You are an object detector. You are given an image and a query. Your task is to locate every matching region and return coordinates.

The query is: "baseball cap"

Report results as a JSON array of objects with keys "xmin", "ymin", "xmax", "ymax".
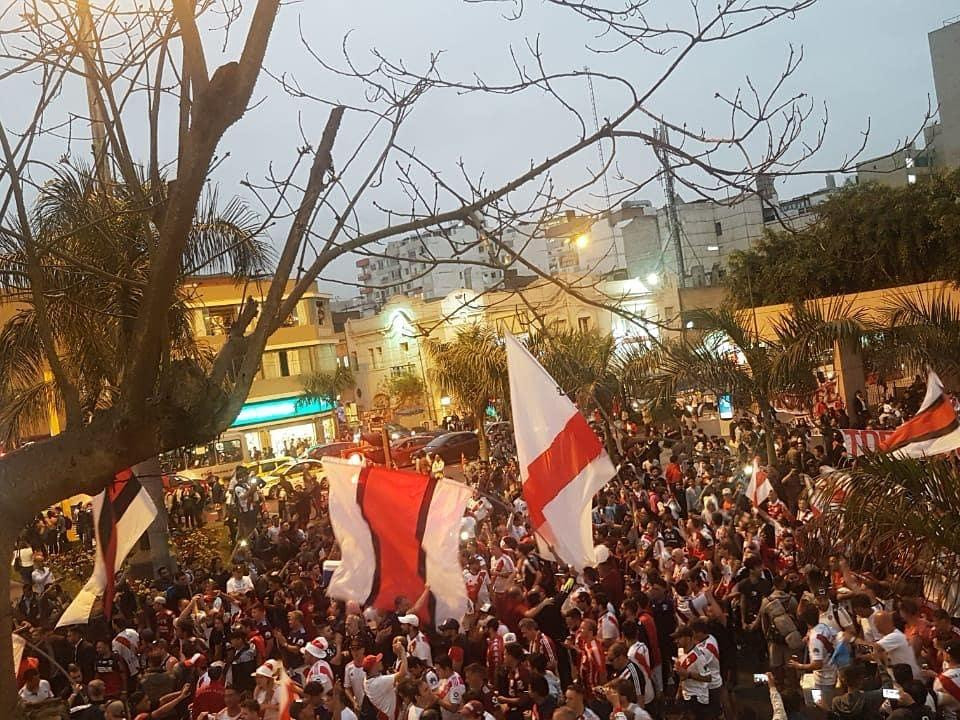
[
  {"xmin": 362, "ymin": 653, "xmax": 383, "ymax": 672},
  {"xmin": 461, "ymin": 701, "xmax": 485, "ymax": 718},
  {"xmin": 438, "ymin": 618, "xmax": 459, "ymax": 632},
  {"xmin": 398, "ymin": 614, "xmax": 420, "ymax": 627}
]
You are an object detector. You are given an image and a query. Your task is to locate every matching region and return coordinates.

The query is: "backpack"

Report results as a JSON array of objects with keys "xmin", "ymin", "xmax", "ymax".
[{"xmin": 763, "ymin": 596, "xmax": 804, "ymax": 651}]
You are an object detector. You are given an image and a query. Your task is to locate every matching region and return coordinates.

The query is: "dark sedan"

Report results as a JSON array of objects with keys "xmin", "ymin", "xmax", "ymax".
[{"xmin": 410, "ymin": 431, "xmax": 480, "ymax": 465}]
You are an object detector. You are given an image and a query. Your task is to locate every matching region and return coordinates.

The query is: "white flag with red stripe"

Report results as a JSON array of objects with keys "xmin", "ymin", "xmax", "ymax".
[
  {"xmin": 879, "ymin": 370, "xmax": 960, "ymax": 458},
  {"xmin": 324, "ymin": 458, "xmax": 472, "ymax": 624},
  {"xmin": 504, "ymin": 332, "xmax": 615, "ymax": 570},
  {"xmin": 745, "ymin": 457, "xmax": 771, "ymax": 507}
]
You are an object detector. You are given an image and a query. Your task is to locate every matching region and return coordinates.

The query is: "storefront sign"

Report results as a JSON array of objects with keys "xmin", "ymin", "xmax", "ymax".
[{"xmin": 230, "ymin": 395, "xmax": 334, "ymax": 428}]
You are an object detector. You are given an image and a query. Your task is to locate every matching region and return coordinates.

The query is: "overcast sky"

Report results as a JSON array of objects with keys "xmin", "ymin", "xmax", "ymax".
[
  {"xmin": 7, "ymin": 1, "xmax": 959, "ymax": 296},
  {"xmin": 234, "ymin": 0, "xmax": 955, "ymax": 295}
]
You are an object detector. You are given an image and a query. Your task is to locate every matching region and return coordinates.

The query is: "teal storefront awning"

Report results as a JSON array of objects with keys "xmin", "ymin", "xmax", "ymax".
[{"xmin": 230, "ymin": 395, "xmax": 334, "ymax": 429}]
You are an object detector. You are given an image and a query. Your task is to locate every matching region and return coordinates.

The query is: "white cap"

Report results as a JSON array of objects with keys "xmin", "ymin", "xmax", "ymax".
[
  {"xmin": 502, "ymin": 632, "xmax": 517, "ymax": 644},
  {"xmin": 398, "ymin": 614, "xmax": 420, "ymax": 627},
  {"xmin": 301, "ymin": 637, "xmax": 329, "ymax": 659},
  {"xmin": 252, "ymin": 659, "xmax": 280, "ymax": 678}
]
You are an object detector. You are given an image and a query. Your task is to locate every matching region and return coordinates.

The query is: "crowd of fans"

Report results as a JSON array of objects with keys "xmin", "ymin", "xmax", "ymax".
[{"xmin": 9, "ymin": 397, "xmax": 960, "ymax": 720}]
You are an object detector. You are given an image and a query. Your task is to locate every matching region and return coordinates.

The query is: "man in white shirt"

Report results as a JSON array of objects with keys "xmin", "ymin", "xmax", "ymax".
[
  {"xmin": 364, "ymin": 640, "xmax": 408, "ymax": 720},
  {"xmin": 19, "ymin": 668, "xmax": 53, "ymax": 705},
  {"xmin": 935, "ymin": 641, "xmax": 960, "ymax": 720},
  {"xmin": 673, "ymin": 622, "xmax": 720, "ymax": 717},
  {"xmin": 873, "ymin": 611, "xmax": 921, "ymax": 680},
  {"xmin": 226, "ymin": 566, "xmax": 254, "ymax": 597},
  {"xmin": 490, "ymin": 542, "xmax": 516, "ymax": 598},
  {"xmin": 434, "ymin": 655, "xmax": 464, "ymax": 720},
  {"xmin": 399, "ymin": 614, "xmax": 432, "ymax": 667},
  {"xmin": 788, "ymin": 605, "xmax": 838, "ymax": 709}
]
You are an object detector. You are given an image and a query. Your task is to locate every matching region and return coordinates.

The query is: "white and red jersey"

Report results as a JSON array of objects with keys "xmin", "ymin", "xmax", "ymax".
[
  {"xmin": 675, "ymin": 593, "xmax": 708, "ymax": 625},
  {"xmin": 695, "ymin": 635, "xmax": 722, "ymax": 689},
  {"xmin": 491, "ymin": 553, "xmax": 515, "ymax": 594},
  {"xmin": 528, "ymin": 632, "xmax": 558, "ymax": 670},
  {"xmin": 599, "ymin": 610, "xmax": 620, "ymax": 644},
  {"xmin": 627, "ymin": 641, "xmax": 655, "ymax": 705},
  {"xmin": 436, "ymin": 671, "xmax": 465, "ymax": 720},
  {"xmin": 464, "ymin": 568, "xmax": 491, "ymax": 606},
  {"xmin": 677, "ymin": 646, "xmax": 709, "ymax": 704},
  {"xmin": 936, "ymin": 667, "xmax": 960, "ymax": 720},
  {"xmin": 306, "ymin": 658, "xmax": 334, "ymax": 686},
  {"xmin": 408, "ymin": 632, "xmax": 433, "ymax": 666}
]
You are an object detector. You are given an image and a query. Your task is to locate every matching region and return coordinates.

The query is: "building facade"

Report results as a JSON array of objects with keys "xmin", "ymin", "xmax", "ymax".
[
  {"xmin": 343, "ymin": 276, "xmax": 660, "ymax": 427},
  {"xmin": 185, "ymin": 276, "xmax": 340, "ymax": 460}
]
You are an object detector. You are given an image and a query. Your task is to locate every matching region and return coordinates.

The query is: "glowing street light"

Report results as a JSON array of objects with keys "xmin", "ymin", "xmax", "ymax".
[
  {"xmin": 743, "ymin": 464, "xmax": 754, "ymax": 476},
  {"xmin": 574, "ymin": 234, "xmax": 589, "ymax": 249},
  {"xmin": 645, "ymin": 272, "xmax": 659, "ymax": 287}
]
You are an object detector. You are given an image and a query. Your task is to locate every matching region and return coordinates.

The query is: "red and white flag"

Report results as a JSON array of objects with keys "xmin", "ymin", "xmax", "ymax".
[
  {"xmin": 745, "ymin": 457, "xmax": 772, "ymax": 507},
  {"xmin": 504, "ymin": 332, "xmax": 615, "ymax": 570},
  {"xmin": 324, "ymin": 458, "xmax": 472, "ymax": 624},
  {"xmin": 278, "ymin": 662, "xmax": 299, "ymax": 720},
  {"xmin": 57, "ymin": 469, "xmax": 157, "ymax": 627},
  {"xmin": 879, "ymin": 370, "xmax": 960, "ymax": 458}
]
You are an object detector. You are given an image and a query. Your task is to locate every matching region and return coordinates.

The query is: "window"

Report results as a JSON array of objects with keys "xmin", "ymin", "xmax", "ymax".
[
  {"xmin": 400, "ymin": 341, "xmax": 410, "ymax": 353},
  {"xmin": 350, "ymin": 352, "xmax": 359, "ymax": 370},
  {"xmin": 203, "ymin": 306, "xmax": 239, "ymax": 336},
  {"xmin": 578, "ymin": 316, "xmax": 590, "ymax": 332},
  {"xmin": 279, "ymin": 308, "xmax": 300, "ymax": 328},
  {"xmin": 714, "ymin": 221, "xmax": 723, "ymax": 236},
  {"xmin": 276, "ymin": 350, "xmax": 300, "ymax": 377},
  {"xmin": 390, "ymin": 363, "xmax": 416, "ymax": 377},
  {"xmin": 368, "ymin": 348, "xmax": 376, "ymax": 366}
]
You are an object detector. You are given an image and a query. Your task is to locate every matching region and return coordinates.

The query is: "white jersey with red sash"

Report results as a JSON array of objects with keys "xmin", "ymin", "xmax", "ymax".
[
  {"xmin": 627, "ymin": 641, "xmax": 655, "ymax": 704},
  {"xmin": 695, "ymin": 635, "xmax": 722, "ymax": 689},
  {"xmin": 464, "ymin": 568, "xmax": 491, "ymax": 606},
  {"xmin": 599, "ymin": 610, "xmax": 620, "ymax": 643},
  {"xmin": 935, "ymin": 666, "xmax": 960, "ymax": 720}
]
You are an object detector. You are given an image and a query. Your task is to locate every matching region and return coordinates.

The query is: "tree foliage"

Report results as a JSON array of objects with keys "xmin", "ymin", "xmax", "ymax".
[
  {"xmin": 300, "ymin": 365, "xmax": 354, "ymax": 407},
  {"xmin": 381, "ymin": 371, "xmax": 425, "ymax": 412},
  {"xmin": 807, "ymin": 455, "xmax": 960, "ymax": 611},
  {"xmin": 424, "ymin": 326, "xmax": 507, "ymax": 460},
  {"xmin": 0, "ymin": 168, "xmax": 271, "ymax": 443},
  {"xmin": 726, "ymin": 170, "xmax": 960, "ymax": 306}
]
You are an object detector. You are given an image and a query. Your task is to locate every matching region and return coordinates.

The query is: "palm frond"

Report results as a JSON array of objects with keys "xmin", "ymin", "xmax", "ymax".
[
  {"xmin": 183, "ymin": 190, "xmax": 273, "ymax": 279},
  {"xmin": 807, "ymin": 455, "xmax": 960, "ymax": 602}
]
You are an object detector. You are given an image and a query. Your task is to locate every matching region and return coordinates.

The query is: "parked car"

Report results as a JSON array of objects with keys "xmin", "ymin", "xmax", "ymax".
[
  {"xmin": 239, "ymin": 456, "xmax": 294, "ymax": 481},
  {"xmin": 260, "ymin": 458, "xmax": 325, "ymax": 497},
  {"xmin": 391, "ymin": 435, "xmax": 437, "ymax": 467},
  {"xmin": 410, "ymin": 431, "xmax": 480, "ymax": 465},
  {"xmin": 304, "ymin": 442, "xmax": 358, "ymax": 460}
]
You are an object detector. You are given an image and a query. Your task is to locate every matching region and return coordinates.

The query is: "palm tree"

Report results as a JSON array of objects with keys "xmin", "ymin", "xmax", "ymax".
[
  {"xmin": 299, "ymin": 365, "xmax": 354, "ymax": 439},
  {"xmin": 808, "ymin": 455, "xmax": 960, "ymax": 611},
  {"xmin": 636, "ymin": 301, "xmax": 869, "ymax": 461},
  {"xmin": 0, "ymin": 166, "xmax": 272, "ymax": 442},
  {"xmin": 524, "ymin": 326, "xmax": 640, "ymax": 457},
  {"xmin": 423, "ymin": 325, "xmax": 507, "ymax": 461},
  {"xmin": 877, "ymin": 289, "xmax": 960, "ymax": 383}
]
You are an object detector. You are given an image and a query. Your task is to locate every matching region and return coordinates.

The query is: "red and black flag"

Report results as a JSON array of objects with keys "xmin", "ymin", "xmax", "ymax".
[
  {"xmin": 879, "ymin": 370, "xmax": 960, "ymax": 458},
  {"xmin": 57, "ymin": 469, "xmax": 157, "ymax": 627}
]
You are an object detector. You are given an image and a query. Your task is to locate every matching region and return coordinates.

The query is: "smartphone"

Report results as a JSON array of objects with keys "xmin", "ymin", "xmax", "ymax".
[
  {"xmin": 811, "ymin": 689, "xmax": 822, "ymax": 704},
  {"xmin": 753, "ymin": 673, "xmax": 768, "ymax": 684},
  {"xmin": 883, "ymin": 688, "xmax": 899, "ymax": 700}
]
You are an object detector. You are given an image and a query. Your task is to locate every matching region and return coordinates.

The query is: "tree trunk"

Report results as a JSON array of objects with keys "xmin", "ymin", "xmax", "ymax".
[
  {"xmin": 476, "ymin": 406, "xmax": 489, "ymax": 462},
  {"xmin": 127, "ymin": 457, "xmax": 176, "ymax": 579},
  {"xmin": 0, "ymin": 530, "xmax": 17, "ymax": 718}
]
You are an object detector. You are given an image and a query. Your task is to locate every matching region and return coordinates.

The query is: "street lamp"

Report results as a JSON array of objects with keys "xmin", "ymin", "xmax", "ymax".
[
  {"xmin": 440, "ymin": 396, "xmax": 451, "ymax": 407},
  {"xmin": 574, "ymin": 234, "xmax": 589, "ymax": 249},
  {"xmin": 645, "ymin": 272, "xmax": 659, "ymax": 287}
]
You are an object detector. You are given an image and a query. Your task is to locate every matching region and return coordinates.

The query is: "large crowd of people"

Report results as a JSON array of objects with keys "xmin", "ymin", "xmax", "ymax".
[{"xmin": 10, "ymin": 396, "xmax": 960, "ymax": 720}]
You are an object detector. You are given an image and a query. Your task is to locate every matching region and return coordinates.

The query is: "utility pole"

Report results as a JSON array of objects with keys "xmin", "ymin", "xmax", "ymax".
[{"xmin": 654, "ymin": 120, "xmax": 684, "ymax": 287}]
